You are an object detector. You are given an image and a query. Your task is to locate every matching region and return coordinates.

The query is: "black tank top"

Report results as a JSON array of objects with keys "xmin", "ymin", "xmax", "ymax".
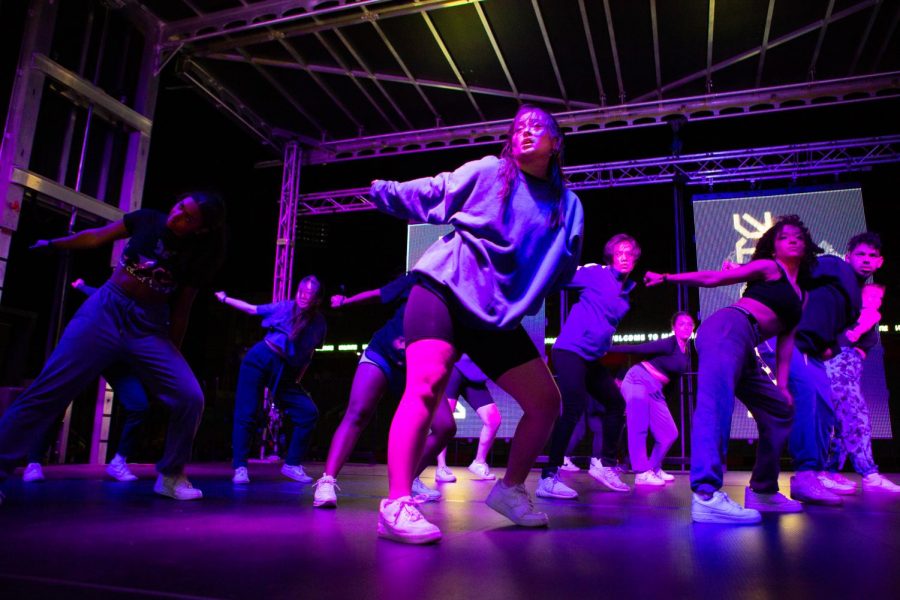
[{"xmin": 742, "ymin": 263, "xmax": 804, "ymax": 330}]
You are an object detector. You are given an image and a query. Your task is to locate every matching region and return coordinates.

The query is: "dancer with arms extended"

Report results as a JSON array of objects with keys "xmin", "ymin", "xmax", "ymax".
[
  {"xmin": 216, "ymin": 276, "xmax": 325, "ymax": 486},
  {"xmin": 646, "ymin": 214, "xmax": 818, "ymax": 523},
  {"xmin": 369, "ymin": 105, "xmax": 583, "ymax": 543},
  {"xmin": 0, "ymin": 192, "xmax": 225, "ymax": 504},
  {"xmin": 312, "ymin": 273, "xmax": 457, "ymax": 507}
]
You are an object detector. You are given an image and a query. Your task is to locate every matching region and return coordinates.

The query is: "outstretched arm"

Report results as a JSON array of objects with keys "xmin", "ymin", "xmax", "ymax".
[
  {"xmin": 215, "ymin": 291, "xmax": 259, "ymax": 315},
  {"xmin": 31, "ymin": 220, "xmax": 129, "ymax": 251},
  {"xmin": 331, "ymin": 288, "xmax": 381, "ymax": 309},
  {"xmin": 644, "ymin": 259, "xmax": 776, "ymax": 288}
]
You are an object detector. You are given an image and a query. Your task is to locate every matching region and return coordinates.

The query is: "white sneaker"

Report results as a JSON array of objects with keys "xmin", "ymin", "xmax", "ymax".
[
  {"xmin": 561, "ymin": 456, "xmax": 581, "ymax": 472},
  {"xmin": 485, "ymin": 481, "xmax": 549, "ymax": 527},
  {"xmin": 378, "ymin": 496, "xmax": 442, "ymax": 544},
  {"xmin": 412, "ymin": 477, "xmax": 442, "ymax": 502},
  {"xmin": 589, "ymin": 460, "xmax": 630, "ymax": 492},
  {"xmin": 467, "ymin": 461, "xmax": 496, "ymax": 480},
  {"xmin": 744, "ymin": 487, "xmax": 803, "ymax": 513},
  {"xmin": 536, "ymin": 472, "xmax": 578, "ymax": 499},
  {"xmin": 691, "ymin": 491, "xmax": 761, "ymax": 524},
  {"xmin": 862, "ymin": 473, "xmax": 900, "ymax": 493},
  {"xmin": 232, "ymin": 466, "xmax": 250, "ymax": 484},
  {"xmin": 313, "ymin": 475, "xmax": 339, "ymax": 508},
  {"xmin": 817, "ymin": 471, "xmax": 856, "ymax": 495},
  {"xmin": 634, "ymin": 470, "xmax": 666, "ymax": 486},
  {"xmin": 154, "ymin": 473, "xmax": 203, "ymax": 501},
  {"xmin": 281, "ymin": 464, "xmax": 313, "ymax": 483},
  {"xmin": 790, "ymin": 471, "xmax": 842, "ymax": 505},
  {"xmin": 106, "ymin": 455, "xmax": 138, "ymax": 482},
  {"xmin": 827, "ymin": 472, "xmax": 857, "ymax": 488},
  {"xmin": 655, "ymin": 469, "xmax": 675, "ymax": 482},
  {"xmin": 435, "ymin": 466, "xmax": 457, "ymax": 483},
  {"xmin": 22, "ymin": 463, "xmax": 45, "ymax": 482}
]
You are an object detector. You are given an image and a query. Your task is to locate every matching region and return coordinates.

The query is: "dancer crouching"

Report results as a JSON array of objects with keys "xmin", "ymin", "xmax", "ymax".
[
  {"xmin": 370, "ymin": 105, "xmax": 583, "ymax": 543},
  {"xmin": 646, "ymin": 214, "xmax": 819, "ymax": 523},
  {"xmin": 0, "ymin": 192, "xmax": 225, "ymax": 503},
  {"xmin": 217, "ymin": 277, "xmax": 325, "ymax": 485}
]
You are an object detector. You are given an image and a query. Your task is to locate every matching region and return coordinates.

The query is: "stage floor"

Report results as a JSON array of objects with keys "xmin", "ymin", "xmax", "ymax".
[{"xmin": 1, "ymin": 462, "xmax": 898, "ymax": 599}]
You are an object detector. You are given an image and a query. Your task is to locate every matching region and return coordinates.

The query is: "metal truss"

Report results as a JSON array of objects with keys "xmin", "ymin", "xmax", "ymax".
[
  {"xmin": 304, "ymin": 72, "xmax": 900, "ymax": 164},
  {"xmin": 295, "ymin": 135, "xmax": 900, "ymax": 215},
  {"xmin": 273, "ymin": 143, "xmax": 302, "ymax": 301}
]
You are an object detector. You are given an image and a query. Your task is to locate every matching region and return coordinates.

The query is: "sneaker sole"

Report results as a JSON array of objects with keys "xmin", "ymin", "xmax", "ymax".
[
  {"xmin": 691, "ymin": 511, "xmax": 762, "ymax": 524},
  {"xmin": 535, "ymin": 490, "xmax": 578, "ymax": 500},
  {"xmin": 862, "ymin": 486, "xmax": 900, "ymax": 493},
  {"xmin": 485, "ymin": 497, "xmax": 551, "ymax": 527},
  {"xmin": 153, "ymin": 487, "xmax": 203, "ymax": 501},
  {"xmin": 746, "ymin": 503, "xmax": 803, "ymax": 513},
  {"xmin": 789, "ymin": 492, "xmax": 843, "ymax": 506},
  {"xmin": 313, "ymin": 498, "xmax": 337, "ymax": 508},
  {"xmin": 377, "ymin": 522, "xmax": 441, "ymax": 544}
]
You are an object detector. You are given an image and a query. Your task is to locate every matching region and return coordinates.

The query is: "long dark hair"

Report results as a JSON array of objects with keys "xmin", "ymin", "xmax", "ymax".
[
  {"xmin": 289, "ymin": 275, "xmax": 323, "ymax": 341},
  {"xmin": 751, "ymin": 214, "xmax": 822, "ymax": 282},
  {"xmin": 497, "ymin": 104, "xmax": 567, "ymax": 227},
  {"xmin": 176, "ymin": 191, "xmax": 227, "ymax": 286}
]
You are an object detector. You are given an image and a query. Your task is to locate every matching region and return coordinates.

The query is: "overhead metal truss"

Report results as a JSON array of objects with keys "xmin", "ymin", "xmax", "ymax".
[
  {"xmin": 294, "ymin": 135, "xmax": 900, "ymax": 215},
  {"xmin": 303, "ymin": 73, "xmax": 899, "ymax": 164},
  {"xmin": 273, "ymin": 142, "xmax": 301, "ymax": 302}
]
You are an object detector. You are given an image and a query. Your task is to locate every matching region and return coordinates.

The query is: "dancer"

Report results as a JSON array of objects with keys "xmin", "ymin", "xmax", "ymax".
[
  {"xmin": 538, "ymin": 235, "xmax": 641, "ymax": 500},
  {"xmin": 787, "ymin": 232, "xmax": 885, "ymax": 504},
  {"xmin": 370, "ymin": 104, "xmax": 583, "ymax": 543},
  {"xmin": 313, "ymin": 273, "xmax": 457, "ymax": 507},
  {"xmin": 613, "ymin": 312, "xmax": 695, "ymax": 486},
  {"xmin": 0, "ymin": 192, "xmax": 226, "ymax": 502},
  {"xmin": 645, "ymin": 214, "xmax": 818, "ymax": 523},
  {"xmin": 822, "ymin": 283, "xmax": 898, "ymax": 493},
  {"xmin": 217, "ymin": 277, "xmax": 325, "ymax": 485},
  {"xmin": 435, "ymin": 354, "xmax": 502, "ymax": 482}
]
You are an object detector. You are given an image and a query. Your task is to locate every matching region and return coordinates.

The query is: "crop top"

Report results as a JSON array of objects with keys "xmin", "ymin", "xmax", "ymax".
[{"xmin": 742, "ymin": 262, "xmax": 804, "ymax": 330}]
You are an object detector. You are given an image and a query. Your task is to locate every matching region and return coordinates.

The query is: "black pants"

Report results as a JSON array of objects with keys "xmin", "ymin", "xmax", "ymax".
[{"xmin": 543, "ymin": 348, "xmax": 625, "ymax": 477}]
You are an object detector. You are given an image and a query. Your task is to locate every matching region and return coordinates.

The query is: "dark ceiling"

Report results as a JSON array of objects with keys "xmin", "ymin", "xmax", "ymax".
[{"xmin": 131, "ymin": 0, "xmax": 899, "ymax": 162}]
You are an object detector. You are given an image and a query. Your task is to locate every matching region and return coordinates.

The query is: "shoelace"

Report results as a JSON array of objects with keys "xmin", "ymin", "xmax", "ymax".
[
  {"xmin": 390, "ymin": 497, "xmax": 426, "ymax": 525},
  {"xmin": 316, "ymin": 478, "xmax": 341, "ymax": 493}
]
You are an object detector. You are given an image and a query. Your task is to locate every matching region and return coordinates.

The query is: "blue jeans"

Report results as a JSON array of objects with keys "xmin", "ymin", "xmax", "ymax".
[
  {"xmin": 26, "ymin": 363, "xmax": 149, "ymax": 463},
  {"xmin": 690, "ymin": 307, "xmax": 794, "ymax": 495},
  {"xmin": 232, "ymin": 342, "xmax": 319, "ymax": 469},
  {"xmin": 786, "ymin": 349, "xmax": 834, "ymax": 472},
  {"xmin": 0, "ymin": 283, "xmax": 203, "ymax": 480}
]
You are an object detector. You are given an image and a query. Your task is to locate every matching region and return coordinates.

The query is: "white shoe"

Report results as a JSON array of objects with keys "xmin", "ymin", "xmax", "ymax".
[
  {"xmin": 412, "ymin": 477, "xmax": 442, "ymax": 502},
  {"xmin": 634, "ymin": 470, "xmax": 666, "ymax": 486},
  {"xmin": 655, "ymin": 469, "xmax": 675, "ymax": 482},
  {"xmin": 232, "ymin": 466, "xmax": 250, "ymax": 484},
  {"xmin": 22, "ymin": 463, "xmax": 45, "ymax": 482},
  {"xmin": 691, "ymin": 491, "xmax": 761, "ymax": 524},
  {"xmin": 862, "ymin": 473, "xmax": 900, "ymax": 493},
  {"xmin": 467, "ymin": 461, "xmax": 496, "ymax": 480},
  {"xmin": 281, "ymin": 464, "xmax": 313, "ymax": 483},
  {"xmin": 435, "ymin": 466, "xmax": 457, "ymax": 483},
  {"xmin": 561, "ymin": 456, "xmax": 580, "ymax": 472},
  {"xmin": 154, "ymin": 473, "xmax": 203, "ymax": 501},
  {"xmin": 536, "ymin": 472, "xmax": 578, "ymax": 499},
  {"xmin": 817, "ymin": 471, "xmax": 856, "ymax": 495},
  {"xmin": 589, "ymin": 460, "xmax": 630, "ymax": 492},
  {"xmin": 744, "ymin": 487, "xmax": 803, "ymax": 513},
  {"xmin": 313, "ymin": 475, "xmax": 339, "ymax": 508},
  {"xmin": 486, "ymin": 481, "xmax": 549, "ymax": 527},
  {"xmin": 790, "ymin": 471, "xmax": 842, "ymax": 505},
  {"xmin": 378, "ymin": 496, "xmax": 442, "ymax": 544},
  {"xmin": 106, "ymin": 455, "xmax": 138, "ymax": 482}
]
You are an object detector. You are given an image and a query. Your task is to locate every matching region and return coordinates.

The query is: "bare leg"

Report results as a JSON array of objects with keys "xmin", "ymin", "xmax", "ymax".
[
  {"xmin": 436, "ymin": 397, "xmax": 457, "ymax": 469},
  {"xmin": 323, "ymin": 363, "xmax": 388, "ymax": 477},
  {"xmin": 474, "ymin": 404, "xmax": 501, "ymax": 463},
  {"xmin": 387, "ymin": 339, "xmax": 456, "ymax": 499},
  {"xmin": 494, "ymin": 358, "xmax": 561, "ymax": 486}
]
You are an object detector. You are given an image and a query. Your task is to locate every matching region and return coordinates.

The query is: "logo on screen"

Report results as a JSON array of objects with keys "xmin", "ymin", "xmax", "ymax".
[{"xmin": 732, "ymin": 211, "xmax": 773, "ymax": 263}]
